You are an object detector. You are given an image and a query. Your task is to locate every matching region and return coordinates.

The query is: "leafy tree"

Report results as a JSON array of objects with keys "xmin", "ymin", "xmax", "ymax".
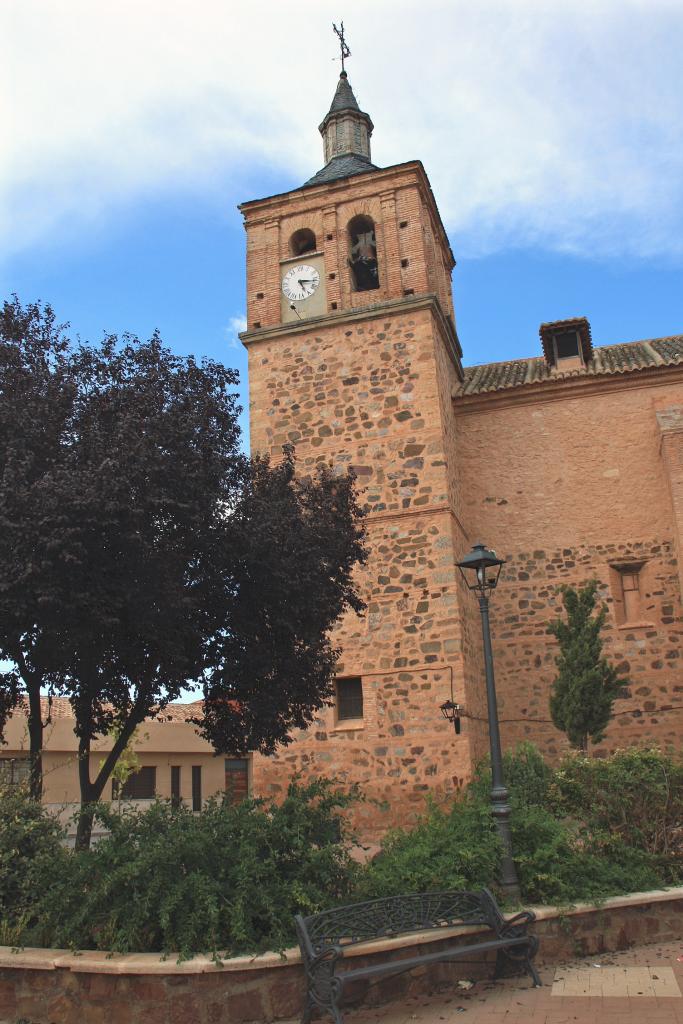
[
  {"xmin": 0, "ymin": 297, "xmax": 366, "ymax": 847},
  {"xmin": 102, "ymin": 726, "xmax": 148, "ymax": 811},
  {"xmin": 547, "ymin": 580, "xmax": 625, "ymax": 751}
]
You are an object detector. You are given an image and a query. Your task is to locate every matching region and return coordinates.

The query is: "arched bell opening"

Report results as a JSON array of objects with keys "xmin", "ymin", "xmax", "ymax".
[
  {"xmin": 290, "ymin": 228, "xmax": 317, "ymax": 256},
  {"xmin": 347, "ymin": 215, "xmax": 379, "ymax": 292}
]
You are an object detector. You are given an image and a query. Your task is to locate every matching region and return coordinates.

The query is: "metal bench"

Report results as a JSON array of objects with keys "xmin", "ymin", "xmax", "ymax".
[{"xmin": 295, "ymin": 888, "xmax": 540, "ymax": 1023}]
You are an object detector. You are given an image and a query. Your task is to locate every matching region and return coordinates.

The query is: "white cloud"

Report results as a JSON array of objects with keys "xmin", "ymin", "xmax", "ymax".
[
  {"xmin": 3, "ymin": 0, "xmax": 683, "ymax": 259},
  {"xmin": 225, "ymin": 314, "xmax": 247, "ymax": 349}
]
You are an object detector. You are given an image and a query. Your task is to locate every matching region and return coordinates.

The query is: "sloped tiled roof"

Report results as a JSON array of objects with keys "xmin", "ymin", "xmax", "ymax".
[
  {"xmin": 17, "ymin": 697, "xmax": 204, "ymax": 723},
  {"xmin": 457, "ymin": 335, "xmax": 683, "ymax": 397}
]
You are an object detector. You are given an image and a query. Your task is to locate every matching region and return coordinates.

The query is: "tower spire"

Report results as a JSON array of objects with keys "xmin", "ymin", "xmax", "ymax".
[{"xmin": 303, "ymin": 33, "xmax": 378, "ymax": 188}]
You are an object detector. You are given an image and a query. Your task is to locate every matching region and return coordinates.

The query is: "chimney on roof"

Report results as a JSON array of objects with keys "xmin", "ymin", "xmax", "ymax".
[{"xmin": 540, "ymin": 317, "xmax": 593, "ymax": 371}]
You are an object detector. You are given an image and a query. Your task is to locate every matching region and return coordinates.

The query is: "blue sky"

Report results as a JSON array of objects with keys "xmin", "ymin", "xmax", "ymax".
[{"xmin": 3, "ymin": 0, "xmax": 683, "ymax": 453}]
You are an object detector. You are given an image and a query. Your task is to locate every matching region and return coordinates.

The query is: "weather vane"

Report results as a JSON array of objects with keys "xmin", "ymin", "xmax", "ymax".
[{"xmin": 333, "ymin": 21, "xmax": 351, "ymax": 73}]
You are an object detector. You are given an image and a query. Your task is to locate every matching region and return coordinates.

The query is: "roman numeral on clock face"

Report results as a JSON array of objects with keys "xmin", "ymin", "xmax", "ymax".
[{"xmin": 282, "ymin": 264, "xmax": 320, "ymax": 302}]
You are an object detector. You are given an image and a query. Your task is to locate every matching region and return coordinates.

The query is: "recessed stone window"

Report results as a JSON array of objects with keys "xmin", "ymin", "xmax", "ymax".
[
  {"xmin": 336, "ymin": 676, "xmax": 363, "ymax": 722},
  {"xmin": 609, "ymin": 561, "xmax": 650, "ymax": 626}
]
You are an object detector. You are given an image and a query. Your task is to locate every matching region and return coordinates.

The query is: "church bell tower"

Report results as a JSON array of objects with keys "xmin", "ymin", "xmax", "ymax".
[{"xmin": 239, "ymin": 61, "xmax": 476, "ymax": 834}]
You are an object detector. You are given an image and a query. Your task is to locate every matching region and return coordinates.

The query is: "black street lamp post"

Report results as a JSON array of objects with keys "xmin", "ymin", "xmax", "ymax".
[{"xmin": 456, "ymin": 542, "xmax": 520, "ymax": 899}]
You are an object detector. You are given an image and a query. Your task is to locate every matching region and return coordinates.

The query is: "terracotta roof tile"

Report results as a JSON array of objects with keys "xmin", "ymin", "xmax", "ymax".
[
  {"xmin": 18, "ymin": 697, "xmax": 204, "ymax": 723},
  {"xmin": 456, "ymin": 334, "xmax": 683, "ymax": 397}
]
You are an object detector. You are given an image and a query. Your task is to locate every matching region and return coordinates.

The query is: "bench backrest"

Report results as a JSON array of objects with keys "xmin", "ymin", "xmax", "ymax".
[{"xmin": 296, "ymin": 889, "xmax": 502, "ymax": 958}]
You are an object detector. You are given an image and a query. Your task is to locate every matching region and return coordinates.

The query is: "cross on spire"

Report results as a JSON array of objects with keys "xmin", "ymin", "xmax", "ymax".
[{"xmin": 333, "ymin": 21, "xmax": 351, "ymax": 73}]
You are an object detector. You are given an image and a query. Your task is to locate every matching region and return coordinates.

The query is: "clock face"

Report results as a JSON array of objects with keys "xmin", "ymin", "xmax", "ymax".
[{"xmin": 282, "ymin": 264, "xmax": 320, "ymax": 302}]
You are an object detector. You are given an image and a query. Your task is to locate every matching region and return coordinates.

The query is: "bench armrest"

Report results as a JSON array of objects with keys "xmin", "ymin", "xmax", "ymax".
[
  {"xmin": 308, "ymin": 944, "xmax": 344, "ymax": 971},
  {"xmin": 499, "ymin": 910, "xmax": 536, "ymax": 937}
]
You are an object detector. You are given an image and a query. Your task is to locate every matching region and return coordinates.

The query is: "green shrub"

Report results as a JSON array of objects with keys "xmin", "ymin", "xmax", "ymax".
[
  {"xmin": 0, "ymin": 781, "xmax": 68, "ymax": 945},
  {"xmin": 469, "ymin": 741, "xmax": 553, "ymax": 810},
  {"xmin": 2, "ymin": 748, "xmax": 681, "ymax": 959},
  {"xmin": 356, "ymin": 797, "xmax": 501, "ymax": 900},
  {"xmin": 552, "ymin": 747, "xmax": 683, "ymax": 869},
  {"xmin": 469, "ymin": 743, "xmax": 682, "ymax": 903},
  {"xmin": 509, "ymin": 804, "xmax": 665, "ymax": 904},
  {"xmin": 30, "ymin": 778, "xmax": 359, "ymax": 959}
]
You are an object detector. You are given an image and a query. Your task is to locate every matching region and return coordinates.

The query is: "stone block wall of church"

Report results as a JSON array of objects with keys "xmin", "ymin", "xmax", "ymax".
[
  {"xmin": 430, "ymin": 310, "xmax": 490, "ymax": 763},
  {"xmin": 246, "ymin": 303, "xmax": 473, "ymax": 836},
  {"xmin": 454, "ymin": 376, "xmax": 683, "ymax": 758}
]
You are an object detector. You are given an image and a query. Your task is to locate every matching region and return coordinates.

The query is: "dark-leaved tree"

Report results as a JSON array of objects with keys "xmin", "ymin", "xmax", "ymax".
[
  {"xmin": 0, "ymin": 298, "xmax": 366, "ymax": 848},
  {"xmin": 548, "ymin": 580, "xmax": 625, "ymax": 752}
]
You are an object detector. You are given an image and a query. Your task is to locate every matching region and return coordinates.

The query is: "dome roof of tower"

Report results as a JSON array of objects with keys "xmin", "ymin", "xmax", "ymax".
[{"xmin": 303, "ymin": 152, "xmax": 379, "ymax": 188}]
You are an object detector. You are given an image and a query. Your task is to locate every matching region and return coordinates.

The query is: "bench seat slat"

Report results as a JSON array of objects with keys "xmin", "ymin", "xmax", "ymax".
[{"xmin": 341, "ymin": 934, "xmax": 528, "ymax": 984}]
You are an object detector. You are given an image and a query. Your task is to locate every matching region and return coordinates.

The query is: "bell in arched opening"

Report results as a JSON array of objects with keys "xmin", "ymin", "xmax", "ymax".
[{"xmin": 348, "ymin": 215, "xmax": 379, "ymax": 292}]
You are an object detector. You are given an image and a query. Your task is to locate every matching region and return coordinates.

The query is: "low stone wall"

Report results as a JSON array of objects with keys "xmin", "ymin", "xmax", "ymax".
[{"xmin": 1, "ymin": 887, "xmax": 682, "ymax": 1024}]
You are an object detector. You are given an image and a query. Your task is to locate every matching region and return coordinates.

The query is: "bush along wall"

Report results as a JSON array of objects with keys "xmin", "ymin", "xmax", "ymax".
[
  {"xmin": 360, "ymin": 744, "xmax": 682, "ymax": 907},
  {"xmin": 0, "ymin": 746, "xmax": 681, "ymax": 958},
  {"xmin": 0, "ymin": 777, "xmax": 361, "ymax": 959}
]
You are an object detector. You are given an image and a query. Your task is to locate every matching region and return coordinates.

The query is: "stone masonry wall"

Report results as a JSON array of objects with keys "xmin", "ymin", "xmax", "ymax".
[
  {"xmin": 454, "ymin": 377, "xmax": 683, "ymax": 758},
  {"xmin": 246, "ymin": 302, "xmax": 471, "ymax": 836},
  {"xmin": 431, "ymin": 308, "xmax": 490, "ymax": 762}
]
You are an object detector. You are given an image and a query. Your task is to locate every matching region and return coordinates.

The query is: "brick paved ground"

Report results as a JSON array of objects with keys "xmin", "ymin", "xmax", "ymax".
[{"xmin": 334, "ymin": 940, "xmax": 683, "ymax": 1023}]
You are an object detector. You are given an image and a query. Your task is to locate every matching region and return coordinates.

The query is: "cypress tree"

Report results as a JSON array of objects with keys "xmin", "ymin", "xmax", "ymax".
[{"xmin": 548, "ymin": 580, "xmax": 625, "ymax": 752}]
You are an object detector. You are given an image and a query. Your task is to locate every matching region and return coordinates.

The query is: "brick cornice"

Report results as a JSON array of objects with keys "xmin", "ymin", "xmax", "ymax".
[
  {"xmin": 453, "ymin": 362, "xmax": 683, "ymax": 414},
  {"xmin": 238, "ymin": 160, "xmax": 454, "ymax": 270},
  {"xmin": 240, "ymin": 292, "xmax": 463, "ymax": 376}
]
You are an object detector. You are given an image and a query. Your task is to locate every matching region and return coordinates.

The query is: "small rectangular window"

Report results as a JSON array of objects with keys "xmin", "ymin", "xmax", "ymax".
[
  {"xmin": 336, "ymin": 677, "xmax": 363, "ymax": 721},
  {"xmin": 171, "ymin": 766, "xmax": 181, "ymax": 809},
  {"xmin": 610, "ymin": 561, "xmax": 647, "ymax": 625},
  {"xmin": 621, "ymin": 569, "xmax": 641, "ymax": 622},
  {"xmin": 192, "ymin": 765, "xmax": 202, "ymax": 812},
  {"xmin": 113, "ymin": 766, "xmax": 156, "ymax": 800},
  {"xmin": 0, "ymin": 757, "xmax": 30, "ymax": 787},
  {"xmin": 553, "ymin": 331, "xmax": 581, "ymax": 360},
  {"xmin": 225, "ymin": 758, "xmax": 249, "ymax": 804}
]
